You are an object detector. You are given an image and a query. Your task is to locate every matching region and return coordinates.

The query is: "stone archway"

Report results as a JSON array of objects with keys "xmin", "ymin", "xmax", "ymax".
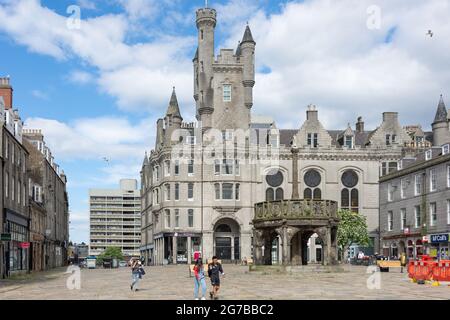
[{"xmin": 213, "ymin": 218, "xmax": 241, "ymax": 262}]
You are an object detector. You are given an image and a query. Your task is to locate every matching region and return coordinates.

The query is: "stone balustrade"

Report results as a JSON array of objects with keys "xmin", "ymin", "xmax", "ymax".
[{"xmin": 254, "ymin": 199, "xmax": 338, "ymax": 221}]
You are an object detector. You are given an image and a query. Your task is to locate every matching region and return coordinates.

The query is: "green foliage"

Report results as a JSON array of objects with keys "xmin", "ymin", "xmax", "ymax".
[
  {"xmin": 97, "ymin": 246, "xmax": 124, "ymax": 264},
  {"xmin": 337, "ymin": 209, "xmax": 370, "ymax": 250}
]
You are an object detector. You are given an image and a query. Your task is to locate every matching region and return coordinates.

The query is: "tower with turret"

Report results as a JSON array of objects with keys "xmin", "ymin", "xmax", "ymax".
[
  {"xmin": 432, "ymin": 95, "xmax": 450, "ymax": 147},
  {"xmin": 194, "ymin": 5, "xmax": 256, "ymax": 131}
]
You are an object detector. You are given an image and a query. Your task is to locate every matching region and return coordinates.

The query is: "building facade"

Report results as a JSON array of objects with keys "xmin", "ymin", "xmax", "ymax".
[
  {"xmin": 22, "ymin": 129, "xmax": 69, "ymax": 270},
  {"xmin": 0, "ymin": 77, "xmax": 30, "ymax": 277},
  {"xmin": 89, "ymin": 179, "xmax": 141, "ymax": 258},
  {"xmin": 380, "ymin": 96, "xmax": 450, "ymax": 260},
  {"xmin": 140, "ymin": 5, "xmax": 425, "ymax": 266}
]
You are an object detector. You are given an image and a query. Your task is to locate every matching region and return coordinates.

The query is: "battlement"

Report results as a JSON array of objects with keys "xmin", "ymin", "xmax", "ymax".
[{"xmin": 196, "ymin": 8, "xmax": 217, "ymax": 25}]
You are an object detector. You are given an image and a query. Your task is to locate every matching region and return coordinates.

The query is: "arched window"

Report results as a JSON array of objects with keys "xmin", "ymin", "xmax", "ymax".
[
  {"xmin": 276, "ymin": 188, "xmax": 284, "ymax": 200},
  {"xmin": 266, "ymin": 188, "xmax": 274, "ymax": 201},
  {"xmin": 304, "ymin": 188, "xmax": 312, "ymax": 199},
  {"xmin": 341, "ymin": 170, "xmax": 359, "ymax": 213},
  {"xmin": 313, "ymin": 188, "xmax": 322, "ymax": 200},
  {"xmin": 215, "ymin": 224, "xmax": 232, "ymax": 233}
]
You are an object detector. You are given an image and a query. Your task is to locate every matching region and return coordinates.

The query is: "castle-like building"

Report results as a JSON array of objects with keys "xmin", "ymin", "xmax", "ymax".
[{"xmin": 139, "ymin": 5, "xmax": 444, "ymax": 265}]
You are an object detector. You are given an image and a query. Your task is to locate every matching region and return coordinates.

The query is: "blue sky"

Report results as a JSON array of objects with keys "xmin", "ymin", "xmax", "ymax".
[{"xmin": 0, "ymin": 0, "xmax": 449, "ymax": 243}]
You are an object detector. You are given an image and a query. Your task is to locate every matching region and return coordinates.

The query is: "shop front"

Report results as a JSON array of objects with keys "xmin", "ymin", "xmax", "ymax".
[
  {"xmin": 4, "ymin": 210, "xmax": 30, "ymax": 276},
  {"xmin": 428, "ymin": 233, "xmax": 450, "ymax": 260},
  {"xmin": 157, "ymin": 232, "xmax": 202, "ymax": 265}
]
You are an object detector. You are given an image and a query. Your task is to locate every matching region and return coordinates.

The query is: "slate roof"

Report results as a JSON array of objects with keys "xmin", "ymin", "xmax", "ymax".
[
  {"xmin": 241, "ymin": 25, "xmax": 255, "ymax": 44},
  {"xmin": 434, "ymin": 95, "xmax": 447, "ymax": 123}
]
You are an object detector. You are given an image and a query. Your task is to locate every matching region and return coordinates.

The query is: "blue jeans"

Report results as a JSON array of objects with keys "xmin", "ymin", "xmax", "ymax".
[
  {"xmin": 131, "ymin": 272, "xmax": 140, "ymax": 291},
  {"xmin": 194, "ymin": 277, "xmax": 207, "ymax": 299}
]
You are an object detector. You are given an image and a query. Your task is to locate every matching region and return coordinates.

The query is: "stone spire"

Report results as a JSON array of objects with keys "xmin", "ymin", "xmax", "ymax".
[
  {"xmin": 241, "ymin": 25, "xmax": 255, "ymax": 44},
  {"xmin": 434, "ymin": 94, "xmax": 447, "ymax": 123},
  {"xmin": 166, "ymin": 87, "xmax": 182, "ymax": 119}
]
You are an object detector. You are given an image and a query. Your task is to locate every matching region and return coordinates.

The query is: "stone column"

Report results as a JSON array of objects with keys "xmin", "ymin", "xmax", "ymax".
[
  {"xmin": 291, "ymin": 147, "xmax": 300, "ymax": 199},
  {"xmin": 291, "ymin": 232, "xmax": 301, "ymax": 265},
  {"xmin": 187, "ymin": 236, "xmax": 192, "ymax": 264},
  {"xmin": 253, "ymin": 230, "xmax": 264, "ymax": 265},
  {"xmin": 264, "ymin": 237, "xmax": 272, "ymax": 265},
  {"xmin": 281, "ymin": 227, "xmax": 291, "ymax": 265},
  {"xmin": 172, "ymin": 236, "xmax": 177, "ymax": 265}
]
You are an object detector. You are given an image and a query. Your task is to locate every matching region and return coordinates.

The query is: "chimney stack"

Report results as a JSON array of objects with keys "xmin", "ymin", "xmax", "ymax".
[
  {"xmin": 306, "ymin": 104, "xmax": 318, "ymax": 121},
  {"xmin": 356, "ymin": 116, "xmax": 364, "ymax": 133},
  {"xmin": 0, "ymin": 76, "xmax": 13, "ymax": 109}
]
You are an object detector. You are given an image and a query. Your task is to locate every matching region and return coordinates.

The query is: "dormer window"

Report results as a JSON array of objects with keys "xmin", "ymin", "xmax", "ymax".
[
  {"xmin": 307, "ymin": 133, "xmax": 318, "ymax": 148},
  {"xmin": 223, "ymin": 84, "xmax": 232, "ymax": 102},
  {"xmin": 345, "ymin": 135, "xmax": 354, "ymax": 149},
  {"xmin": 443, "ymin": 144, "xmax": 450, "ymax": 155},
  {"xmin": 425, "ymin": 149, "xmax": 432, "ymax": 161}
]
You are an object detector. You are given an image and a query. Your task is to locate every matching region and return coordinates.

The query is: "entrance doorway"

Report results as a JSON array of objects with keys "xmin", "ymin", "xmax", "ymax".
[{"xmin": 213, "ymin": 218, "xmax": 240, "ymax": 262}]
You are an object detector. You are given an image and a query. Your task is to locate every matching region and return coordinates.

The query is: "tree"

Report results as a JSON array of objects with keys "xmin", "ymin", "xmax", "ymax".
[
  {"xmin": 337, "ymin": 209, "xmax": 370, "ymax": 260},
  {"xmin": 97, "ymin": 247, "xmax": 124, "ymax": 264}
]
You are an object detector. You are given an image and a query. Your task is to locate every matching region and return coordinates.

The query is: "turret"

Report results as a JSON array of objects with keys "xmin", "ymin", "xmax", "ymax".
[
  {"xmin": 196, "ymin": 7, "xmax": 216, "ymax": 128},
  {"xmin": 432, "ymin": 95, "xmax": 450, "ymax": 146},
  {"xmin": 240, "ymin": 25, "xmax": 256, "ymax": 109},
  {"xmin": 164, "ymin": 87, "xmax": 183, "ymax": 145}
]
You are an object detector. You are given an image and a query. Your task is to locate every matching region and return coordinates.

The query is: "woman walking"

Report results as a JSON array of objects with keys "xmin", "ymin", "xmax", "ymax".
[{"xmin": 193, "ymin": 259, "xmax": 207, "ymax": 300}]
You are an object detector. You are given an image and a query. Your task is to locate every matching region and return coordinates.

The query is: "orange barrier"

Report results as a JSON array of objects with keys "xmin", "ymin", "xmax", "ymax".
[{"xmin": 432, "ymin": 260, "xmax": 450, "ymax": 282}]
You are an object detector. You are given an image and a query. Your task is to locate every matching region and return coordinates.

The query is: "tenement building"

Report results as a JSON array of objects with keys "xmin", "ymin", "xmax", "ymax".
[
  {"xmin": 0, "ymin": 77, "xmax": 30, "ymax": 277},
  {"xmin": 89, "ymin": 179, "xmax": 141, "ymax": 258},
  {"xmin": 23, "ymin": 129, "xmax": 69, "ymax": 270},
  {"xmin": 380, "ymin": 96, "xmax": 450, "ymax": 260},
  {"xmin": 140, "ymin": 5, "xmax": 429, "ymax": 266}
]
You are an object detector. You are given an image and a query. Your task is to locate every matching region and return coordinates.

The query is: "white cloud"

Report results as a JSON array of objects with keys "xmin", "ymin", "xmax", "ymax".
[
  {"xmin": 23, "ymin": 116, "xmax": 155, "ymax": 161},
  {"xmin": 76, "ymin": 0, "xmax": 96, "ymax": 10},
  {"xmin": 31, "ymin": 89, "xmax": 49, "ymax": 100},
  {"xmin": 68, "ymin": 70, "xmax": 94, "ymax": 85}
]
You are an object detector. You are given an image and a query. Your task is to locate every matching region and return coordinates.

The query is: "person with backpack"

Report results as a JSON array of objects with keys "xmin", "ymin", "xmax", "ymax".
[
  {"xmin": 208, "ymin": 256, "xmax": 224, "ymax": 300},
  {"xmin": 193, "ymin": 259, "xmax": 207, "ymax": 300},
  {"xmin": 130, "ymin": 258, "xmax": 145, "ymax": 292}
]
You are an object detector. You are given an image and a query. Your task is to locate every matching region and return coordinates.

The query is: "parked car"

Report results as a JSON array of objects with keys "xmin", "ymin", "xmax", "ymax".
[{"xmin": 119, "ymin": 261, "xmax": 128, "ymax": 267}]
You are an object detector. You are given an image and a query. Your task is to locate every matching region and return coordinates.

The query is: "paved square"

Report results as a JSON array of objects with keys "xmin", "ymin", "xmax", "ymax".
[{"xmin": 0, "ymin": 265, "xmax": 449, "ymax": 300}]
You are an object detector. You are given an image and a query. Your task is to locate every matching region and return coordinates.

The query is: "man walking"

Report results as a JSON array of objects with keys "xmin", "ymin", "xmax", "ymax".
[{"xmin": 208, "ymin": 256, "xmax": 224, "ymax": 300}]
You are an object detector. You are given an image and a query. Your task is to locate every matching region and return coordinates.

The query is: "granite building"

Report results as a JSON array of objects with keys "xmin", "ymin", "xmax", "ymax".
[
  {"xmin": 140, "ymin": 5, "xmax": 426, "ymax": 266},
  {"xmin": 380, "ymin": 96, "xmax": 450, "ymax": 260}
]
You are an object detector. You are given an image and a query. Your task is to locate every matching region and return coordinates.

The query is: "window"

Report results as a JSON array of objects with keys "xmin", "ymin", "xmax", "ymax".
[
  {"xmin": 388, "ymin": 211, "xmax": 393, "ymax": 231},
  {"xmin": 400, "ymin": 178, "xmax": 407, "ymax": 199},
  {"xmin": 223, "ymin": 84, "xmax": 232, "ymax": 102},
  {"xmin": 341, "ymin": 188, "xmax": 359, "ymax": 213},
  {"xmin": 235, "ymin": 184, "xmax": 240, "ymax": 201},
  {"xmin": 414, "ymin": 206, "xmax": 421, "ymax": 228},
  {"xmin": 164, "ymin": 160, "xmax": 170, "ymax": 177},
  {"xmin": 400, "ymin": 208, "xmax": 406, "ymax": 230},
  {"xmin": 155, "ymin": 188, "xmax": 159, "ymax": 204},
  {"xmin": 188, "ymin": 183, "xmax": 194, "ymax": 200},
  {"xmin": 165, "ymin": 210, "xmax": 171, "ymax": 228},
  {"xmin": 188, "ymin": 160, "xmax": 194, "ymax": 175},
  {"xmin": 345, "ymin": 136, "xmax": 353, "ymax": 148},
  {"xmin": 215, "ymin": 183, "xmax": 220, "ymax": 200},
  {"xmin": 235, "ymin": 160, "xmax": 240, "ymax": 176},
  {"xmin": 414, "ymin": 174, "xmax": 422, "ymax": 196},
  {"xmin": 12, "ymin": 179, "xmax": 14, "ymax": 201},
  {"xmin": 5, "ymin": 141, "xmax": 8, "ymax": 159},
  {"xmin": 447, "ymin": 200, "xmax": 450, "ymax": 224},
  {"xmin": 443, "ymin": 144, "xmax": 450, "ymax": 155},
  {"xmin": 425, "ymin": 149, "xmax": 432, "ymax": 161},
  {"xmin": 174, "ymin": 160, "xmax": 180, "ymax": 175},
  {"xmin": 222, "ymin": 159, "xmax": 233, "ymax": 175},
  {"xmin": 388, "ymin": 183, "xmax": 394, "ymax": 202},
  {"xmin": 214, "ymin": 160, "xmax": 220, "ymax": 175},
  {"xmin": 381, "ymin": 162, "xmax": 398, "ymax": 176},
  {"xmin": 164, "ymin": 184, "xmax": 170, "ymax": 201},
  {"xmin": 186, "ymin": 136, "xmax": 196, "ymax": 145},
  {"xmin": 5, "ymin": 172, "xmax": 8, "ymax": 198},
  {"xmin": 17, "ymin": 180, "xmax": 21, "ymax": 204},
  {"xmin": 430, "ymin": 169, "xmax": 437, "ymax": 192},
  {"xmin": 222, "ymin": 130, "xmax": 233, "ymax": 141},
  {"xmin": 266, "ymin": 188, "xmax": 274, "ymax": 201},
  {"xmin": 188, "ymin": 209, "xmax": 194, "ymax": 227},
  {"xmin": 175, "ymin": 209, "xmax": 180, "ymax": 228},
  {"xmin": 174, "ymin": 183, "xmax": 180, "ymax": 201},
  {"xmin": 447, "ymin": 166, "xmax": 450, "ymax": 188},
  {"xmin": 276, "ymin": 188, "xmax": 284, "ymax": 200},
  {"xmin": 386, "ymin": 134, "xmax": 391, "ymax": 146},
  {"xmin": 307, "ymin": 133, "xmax": 318, "ymax": 148},
  {"xmin": 430, "ymin": 203, "xmax": 437, "ymax": 226},
  {"xmin": 222, "ymin": 183, "xmax": 233, "ymax": 200},
  {"xmin": 154, "ymin": 166, "xmax": 160, "ymax": 182}
]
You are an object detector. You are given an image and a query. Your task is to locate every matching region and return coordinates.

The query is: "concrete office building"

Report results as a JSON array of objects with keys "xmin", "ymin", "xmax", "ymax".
[{"xmin": 89, "ymin": 179, "xmax": 141, "ymax": 257}]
